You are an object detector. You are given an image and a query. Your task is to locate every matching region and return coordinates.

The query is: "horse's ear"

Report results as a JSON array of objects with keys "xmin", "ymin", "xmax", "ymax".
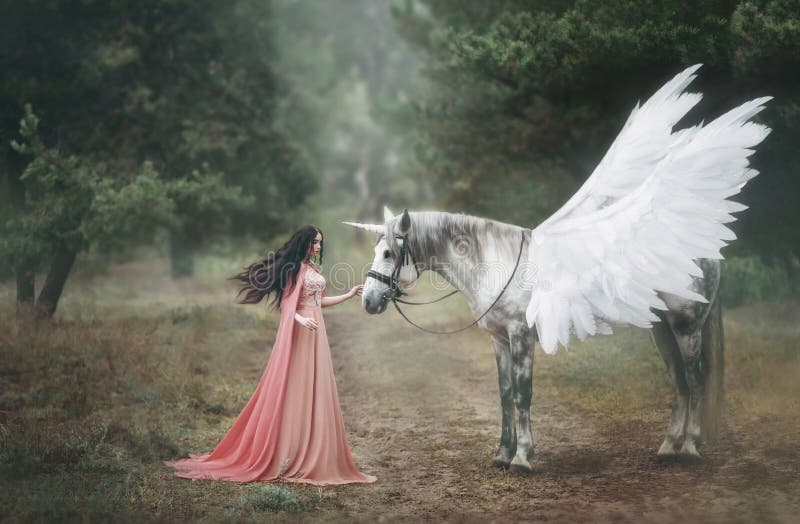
[
  {"xmin": 383, "ymin": 206, "xmax": 395, "ymax": 222},
  {"xmin": 399, "ymin": 209, "xmax": 411, "ymax": 234}
]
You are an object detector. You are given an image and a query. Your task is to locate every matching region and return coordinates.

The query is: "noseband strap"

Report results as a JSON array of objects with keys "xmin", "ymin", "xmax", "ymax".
[{"xmin": 365, "ymin": 268, "xmax": 397, "ymax": 288}]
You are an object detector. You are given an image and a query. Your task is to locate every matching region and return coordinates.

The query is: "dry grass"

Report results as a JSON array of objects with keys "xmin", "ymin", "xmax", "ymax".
[
  {"xmin": 531, "ymin": 301, "xmax": 800, "ymax": 442},
  {"xmin": 722, "ymin": 302, "xmax": 800, "ymax": 430},
  {"xmin": 0, "ymin": 264, "xmax": 296, "ymax": 521}
]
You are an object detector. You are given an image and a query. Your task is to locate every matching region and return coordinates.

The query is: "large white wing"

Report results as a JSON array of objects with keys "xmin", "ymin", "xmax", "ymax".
[
  {"xmin": 526, "ymin": 66, "xmax": 772, "ymax": 354},
  {"xmin": 540, "ymin": 64, "xmax": 704, "ymax": 225}
]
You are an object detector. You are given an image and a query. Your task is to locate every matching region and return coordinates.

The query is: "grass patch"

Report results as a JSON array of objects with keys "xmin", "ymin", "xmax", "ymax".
[
  {"xmin": 534, "ymin": 328, "xmax": 670, "ymax": 424},
  {"xmin": 0, "ymin": 416, "xmax": 110, "ymax": 478},
  {"xmin": 5, "ymin": 476, "xmax": 138, "ymax": 522},
  {"xmin": 231, "ymin": 484, "xmax": 320, "ymax": 515}
]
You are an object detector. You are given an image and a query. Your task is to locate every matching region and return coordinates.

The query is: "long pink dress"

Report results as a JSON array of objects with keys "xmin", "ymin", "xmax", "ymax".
[{"xmin": 164, "ymin": 262, "xmax": 376, "ymax": 485}]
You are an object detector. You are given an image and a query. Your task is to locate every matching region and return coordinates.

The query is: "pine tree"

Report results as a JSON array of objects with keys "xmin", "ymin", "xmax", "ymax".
[
  {"xmin": 394, "ymin": 0, "xmax": 799, "ymax": 263},
  {"xmin": 0, "ymin": 0, "xmax": 316, "ymax": 317}
]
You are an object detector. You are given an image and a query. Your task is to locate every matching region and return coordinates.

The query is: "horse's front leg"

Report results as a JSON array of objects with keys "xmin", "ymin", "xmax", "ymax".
[
  {"xmin": 491, "ymin": 335, "xmax": 516, "ymax": 468},
  {"xmin": 509, "ymin": 327, "xmax": 535, "ymax": 473}
]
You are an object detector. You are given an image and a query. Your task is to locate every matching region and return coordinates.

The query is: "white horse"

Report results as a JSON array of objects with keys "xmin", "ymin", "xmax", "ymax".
[{"xmin": 344, "ymin": 64, "xmax": 770, "ymax": 473}]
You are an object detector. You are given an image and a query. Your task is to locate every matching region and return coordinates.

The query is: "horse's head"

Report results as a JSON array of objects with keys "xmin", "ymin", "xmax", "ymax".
[{"xmin": 344, "ymin": 207, "xmax": 421, "ymax": 314}]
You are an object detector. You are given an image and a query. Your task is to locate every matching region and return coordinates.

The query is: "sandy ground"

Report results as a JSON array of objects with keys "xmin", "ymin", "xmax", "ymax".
[{"xmin": 259, "ymin": 306, "xmax": 800, "ymax": 523}]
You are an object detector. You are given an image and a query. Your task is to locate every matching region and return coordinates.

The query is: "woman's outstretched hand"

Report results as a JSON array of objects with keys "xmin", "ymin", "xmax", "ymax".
[
  {"xmin": 320, "ymin": 285, "xmax": 363, "ymax": 308},
  {"xmin": 294, "ymin": 313, "xmax": 319, "ymax": 331}
]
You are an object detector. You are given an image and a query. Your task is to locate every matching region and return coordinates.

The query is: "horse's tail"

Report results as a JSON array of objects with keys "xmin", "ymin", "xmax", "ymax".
[{"xmin": 701, "ymin": 285, "xmax": 724, "ymax": 443}]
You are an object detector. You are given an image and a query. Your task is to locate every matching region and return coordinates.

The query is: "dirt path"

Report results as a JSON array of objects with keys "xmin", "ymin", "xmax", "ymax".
[{"xmin": 260, "ymin": 307, "xmax": 798, "ymax": 522}]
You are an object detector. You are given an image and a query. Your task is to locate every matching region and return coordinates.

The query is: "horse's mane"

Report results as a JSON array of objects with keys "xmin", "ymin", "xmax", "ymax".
[{"xmin": 397, "ymin": 211, "xmax": 527, "ymax": 265}]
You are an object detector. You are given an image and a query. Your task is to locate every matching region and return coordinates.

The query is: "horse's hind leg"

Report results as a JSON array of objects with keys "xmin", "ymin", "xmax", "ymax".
[
  {"xmin": 509, "ymin": 326, "xmax": 535, "ymax": 473},
  {"xmin": 668, "ymin": 316, "xmax": 705, "ymax": 460},
  {"xmin": 675, "ymin": 258, "xmax": 723, "ymax": 459},
  {"xmin": 491, "ymin": 335, "xmax": 516, "ymax": 468},
  {"xmin": 651, "ymin": 313, "xmax": 689, "ymax": 458}
]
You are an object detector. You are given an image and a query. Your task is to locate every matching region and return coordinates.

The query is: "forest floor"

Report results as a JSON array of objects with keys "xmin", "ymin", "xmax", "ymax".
[{"xmin": 1, "ymin": 255, "xmax": 798, "ymax": 522}]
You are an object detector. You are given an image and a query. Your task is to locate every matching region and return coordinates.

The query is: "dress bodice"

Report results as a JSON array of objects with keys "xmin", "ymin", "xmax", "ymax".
[{"xmin": 298, "ymin": 264, "xmax": 325, "ymax": 308}]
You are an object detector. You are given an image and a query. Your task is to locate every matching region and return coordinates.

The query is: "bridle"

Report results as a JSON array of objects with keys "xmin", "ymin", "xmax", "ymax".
[
  {"xmin": 365, "ymin": 233, "xmax": 420, "ymax": 302},
  {"xmin": 365, "ymin": 230, "xmax": 526, "ymax": 335}
]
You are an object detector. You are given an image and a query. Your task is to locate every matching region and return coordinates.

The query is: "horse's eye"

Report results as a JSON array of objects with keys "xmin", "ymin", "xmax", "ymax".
[{"xmin": 383, "ymin": 250, "xmax": 392, "ymax": 259}]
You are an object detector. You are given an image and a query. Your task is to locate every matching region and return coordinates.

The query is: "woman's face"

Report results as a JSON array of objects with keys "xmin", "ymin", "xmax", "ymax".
[{"xmin": 309, "ymin": 231, "xmax": 322, "ymax": 259}]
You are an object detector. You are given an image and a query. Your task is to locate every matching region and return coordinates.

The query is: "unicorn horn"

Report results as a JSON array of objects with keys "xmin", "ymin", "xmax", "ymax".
[{"xmin": 342, "ymin": 221, "xmax": 385, "ymax": 234}]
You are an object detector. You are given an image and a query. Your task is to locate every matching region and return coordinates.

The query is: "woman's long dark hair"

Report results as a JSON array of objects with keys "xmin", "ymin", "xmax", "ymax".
[{"xmin": 228, "ymin": 224, "xmax": 324, "ymax": 309}]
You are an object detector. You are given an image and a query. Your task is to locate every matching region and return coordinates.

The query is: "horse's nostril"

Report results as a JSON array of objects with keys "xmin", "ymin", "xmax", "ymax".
[{"xmin": 363, "ymin": 295, "xmax": 384, "ymax": 314}]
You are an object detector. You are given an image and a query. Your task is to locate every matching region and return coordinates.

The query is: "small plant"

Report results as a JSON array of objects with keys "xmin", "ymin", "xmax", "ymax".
[
  {"xmin": 204, "ymin": 403, "xmax": 226, "ymax": 415},
  {"xmin": 233, "ymin": 484, "xmax": 319, "ymax": 514}
]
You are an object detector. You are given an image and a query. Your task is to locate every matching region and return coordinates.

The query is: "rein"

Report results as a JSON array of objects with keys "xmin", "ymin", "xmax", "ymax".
[{"xmin": 367, "ymin": 229, "xmax": 526, "ymax": 335}]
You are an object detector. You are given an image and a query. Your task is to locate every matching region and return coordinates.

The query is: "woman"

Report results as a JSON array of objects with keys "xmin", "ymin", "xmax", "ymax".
[{"xmin": 164, "ymin": 225, "xmax": 376, "ymax": 485}]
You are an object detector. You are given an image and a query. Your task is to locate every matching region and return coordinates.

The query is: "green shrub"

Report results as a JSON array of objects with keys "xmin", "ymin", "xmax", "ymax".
[{"xmin": 720, "ymin": 256, "xmax": 798, "ymax": 307}]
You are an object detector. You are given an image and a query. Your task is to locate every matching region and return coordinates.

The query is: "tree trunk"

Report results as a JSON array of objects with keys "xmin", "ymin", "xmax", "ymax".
[
  {"xmin": 169, "ymin": 228, "xmax": 195, "ymax": 278},
  {"xmin": 35, "ymin": 242, "xmax": 78, "ymax": 319},
  {"xmin": 5, "ymin": 143, "xmax": 38, "ymax": 308},
  {"xmin": 16, "ymin": 266, "xmax": 35, "ymax": 304}
]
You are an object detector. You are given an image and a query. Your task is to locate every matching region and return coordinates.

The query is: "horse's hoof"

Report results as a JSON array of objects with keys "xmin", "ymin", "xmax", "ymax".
[
  {"xmin": 678, "ymin": 441, "xmax": 703, "ymax": 462},
  {"xmin": 509, "ymin": 456, "xmax": 533, "ymax": 474},
  {"xmin": 492, "ymin": 457, "xmax": 511, "ymax": 469},
  {"xmin": 492, "ymin": 447, "xmax": 514, "ymax": 469},
  {"xmin": 656, "ymin": 439, "xmax": 680, "ymax": 460},
  {"xmin": 677, "ymin": 452, "xmax": 704, "ymax": 463}
]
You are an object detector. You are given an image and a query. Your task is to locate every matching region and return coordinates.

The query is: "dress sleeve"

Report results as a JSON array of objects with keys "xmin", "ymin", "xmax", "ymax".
[{"xmin": 278, "ymin": 270, "xmax": 305, "ymax": 311}]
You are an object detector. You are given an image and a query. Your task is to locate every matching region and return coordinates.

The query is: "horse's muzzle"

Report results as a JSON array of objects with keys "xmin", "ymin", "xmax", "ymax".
[{"xmin": 363, "ymin": 293, "xmax": 389, "ymax": 314}]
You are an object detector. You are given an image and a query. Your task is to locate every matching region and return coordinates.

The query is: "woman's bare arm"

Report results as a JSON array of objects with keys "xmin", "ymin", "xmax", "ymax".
[{"xmin": 321, "ymin": 285, "xmax": 363, "ymax": 308}]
